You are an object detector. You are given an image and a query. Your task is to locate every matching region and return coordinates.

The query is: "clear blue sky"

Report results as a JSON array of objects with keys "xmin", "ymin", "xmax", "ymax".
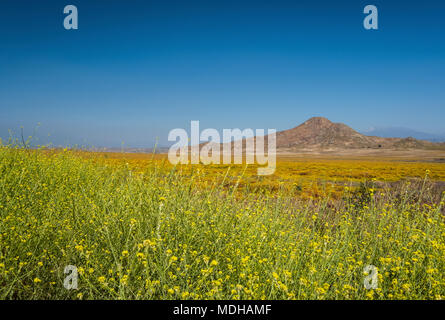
[{"xmin": 1, "ymin": 0, "xmax": 444, "ymax": 147}]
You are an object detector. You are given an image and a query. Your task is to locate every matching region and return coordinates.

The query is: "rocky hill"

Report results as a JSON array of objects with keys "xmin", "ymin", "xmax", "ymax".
[
  {"xmin": 206, "ymin": 117, "xmax": 442, "ymax": 154},
  {"xmin": 275, "ymin": 117, "xmax": 437, "ymax": 151}
]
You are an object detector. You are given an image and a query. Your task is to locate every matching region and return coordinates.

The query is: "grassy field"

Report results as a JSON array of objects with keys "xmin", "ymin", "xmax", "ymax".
[{"xmin": 0, "ymin": 146, "xmax": 444, "ymax": 299}]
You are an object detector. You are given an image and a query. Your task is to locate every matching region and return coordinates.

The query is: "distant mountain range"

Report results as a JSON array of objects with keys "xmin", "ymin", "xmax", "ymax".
[{"xmin": 360, "ymin": 127, "xmax": 445, "ymax": 142}]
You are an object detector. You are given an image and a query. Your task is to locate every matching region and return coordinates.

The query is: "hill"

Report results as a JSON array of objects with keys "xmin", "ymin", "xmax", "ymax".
[
  {"xmin": 207, "ymin": 117, "xmax": 444, "ymax": 154},
  {"xmin": 275, "ymin": 117, "xmax": 437, "ymax": 151}
]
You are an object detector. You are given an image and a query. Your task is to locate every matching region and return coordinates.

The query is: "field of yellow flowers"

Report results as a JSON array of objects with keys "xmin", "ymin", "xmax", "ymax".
[{"xmin": 0, "ymin": 146, "xmax": 444, "ymax": 299}]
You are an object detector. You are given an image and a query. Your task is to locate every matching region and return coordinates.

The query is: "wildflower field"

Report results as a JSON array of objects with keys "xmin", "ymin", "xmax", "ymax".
[{"xmin": 0, "ymin": 146, "xmax": 444, "ymax": 299}]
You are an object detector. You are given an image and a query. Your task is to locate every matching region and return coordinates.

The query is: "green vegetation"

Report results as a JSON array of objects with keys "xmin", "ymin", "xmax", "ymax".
[{"xmin": 0, "ymin": 146, "xmax": 444, "ymax": 299}]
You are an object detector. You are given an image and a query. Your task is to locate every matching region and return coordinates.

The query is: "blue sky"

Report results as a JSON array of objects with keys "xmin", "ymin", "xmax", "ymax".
[{"xmin": 1, "ymin": 0, "xmax": 444, "ymax": 147}]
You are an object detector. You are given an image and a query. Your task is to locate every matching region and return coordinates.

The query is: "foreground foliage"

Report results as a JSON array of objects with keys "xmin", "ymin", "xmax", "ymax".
[{"xmin": 0, "ymin": 147, "xmax": 444, "ymax": 299}]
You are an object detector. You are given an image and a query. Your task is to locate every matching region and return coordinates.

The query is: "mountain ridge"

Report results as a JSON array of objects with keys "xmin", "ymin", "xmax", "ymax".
[
  {"xmin": 275, "ymin": 117, "xmax": 442, "ymax": 151},
  {"xmin": 360, "ymin": 126, "xmax": 445, "ymax": 142},
  {"xmin": 209, "ymin": 117, "xmax": 445, "ymax": 153}
]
